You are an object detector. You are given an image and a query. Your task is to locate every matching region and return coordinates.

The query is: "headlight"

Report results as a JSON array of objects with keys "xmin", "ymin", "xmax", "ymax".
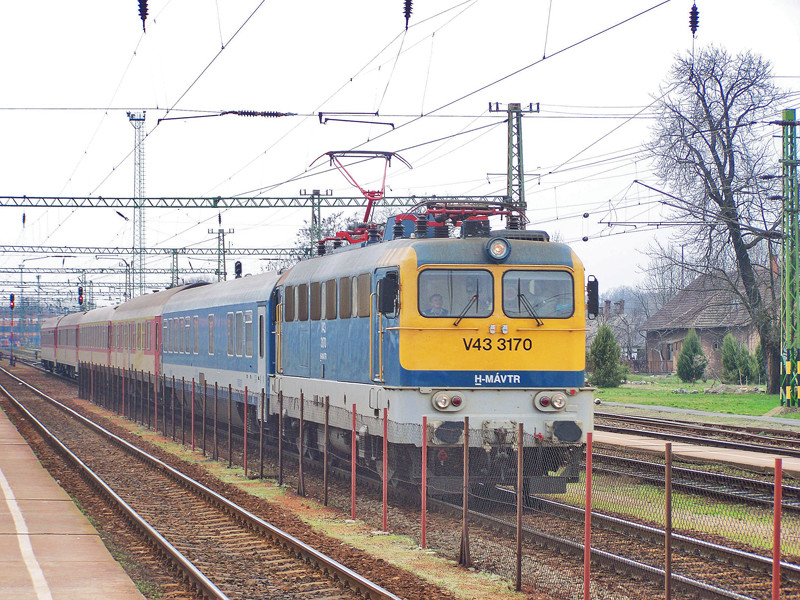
[
  {"xmin": 551, "ymin": 393, "xmax": 567, "ymax": 409},
  {"xmin": 433, "ymin": 392, "xmax": 450, "ymax": 409},
  {"xmin": 486, "ymin": 237, "xmax": 511, "ymax": 262}
]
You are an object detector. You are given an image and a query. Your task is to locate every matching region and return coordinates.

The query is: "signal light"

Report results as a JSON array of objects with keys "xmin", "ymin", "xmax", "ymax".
[
  {"xmin": 78, "ymin": 286, "xmax": 84, "ymax": 306},
  {"xmin": 9, "ymin": 294, "xmax": 14, "ymax": 310},
  {"xmin": 234, "ymin": 260, "xmax": 242, "ymax": 279}
]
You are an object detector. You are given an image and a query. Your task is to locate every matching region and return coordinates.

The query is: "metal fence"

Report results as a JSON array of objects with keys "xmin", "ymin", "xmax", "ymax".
[{"xmin": 78, "ymin": 363, "xmax": 798, "ymax": 600}]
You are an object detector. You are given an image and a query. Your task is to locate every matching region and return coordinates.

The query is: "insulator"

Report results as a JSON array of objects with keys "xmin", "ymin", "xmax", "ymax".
[
  {"xmin": 367, "ymin": 225, "xmax": 381, "ymax": 243},
  {"xmin": 507, "ymin": 215, "xmax": 520, "ymax": 230},
  {"xmin": 432, "ymin": 223, "xmax": 449, "ymax": 238},
  {"xmin": 139, "ymin": 0, "xmax": 148, "ymax": 32},
  {"xmin": 393, "ymin": 219, "xmax": 405, "ymax": 239},
  {"xmin": 404, "ymin": 0, "xmax": 413, "ymax": 29},
  {"xmin": 332, "ymin": 239, "xmax": 343, "ymax": 249},
  {"xmin": 316, "ymin": 241, "xmax": 326, "ymax": 256},
  {"xmin": 689, "ymin": 3, "xmax": 699, "ymax": 35},
  {"xmin": 237, "ymin": 110, "xmax": 287, "ymax": 118},
  {"xmin": 415, "ymin": 216, "xmax": 428, "ymax": 238}
]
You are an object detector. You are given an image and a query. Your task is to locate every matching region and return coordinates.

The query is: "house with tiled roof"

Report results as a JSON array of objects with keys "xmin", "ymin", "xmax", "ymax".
[{"xmin": 640, "ymin": 272, "xmax": 770, "ymax": 376}]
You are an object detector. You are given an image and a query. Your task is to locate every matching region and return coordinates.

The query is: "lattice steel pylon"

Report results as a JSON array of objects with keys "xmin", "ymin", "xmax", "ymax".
[
  {"xmin": 127, "ymin": 111, "xmax": 146, "ymax": 296},
  {"xmin": 489, "ymin": 102, "xmax": 539, "ymax": 229},
  {"xmin": 780, "ymin": 108, "xmax": 800, "ymax": 407}
]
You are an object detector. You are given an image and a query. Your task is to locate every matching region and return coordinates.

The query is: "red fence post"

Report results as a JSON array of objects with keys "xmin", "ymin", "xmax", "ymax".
[
  {"xmin": 243, "ymin": 386, "xmax": 248, "ymax": 478},
  {"xmin": 458, "ymin": 416, "xmax": 471, "ymax": 567},
  {"xmin": 382, "ymin": 406, "xmax": 388, "ymax": 532},
  {"xmin": 297, "ymin": 391, "xmax": 305, "ymax": 497},
  {"xmin": 774, "ymin": 458, "xmax": 783, "ymax": 600},
  {"xmin": 191, "ymin": 377, "xmax": 196, "ymax": 451},
  {"xmin": 516, "ymin": 422, "xmax": 524, "ymax": 592},
  {"xmin": 584, "ymin": 432, "xmax": 593, "ymax": 600},
  {"xmin": 421, "ymin": 416, "xmax": 427, "ymax": 549},
  {"xmin": 665, "ymin": 443, "xmax": 672, "ymax": 600},
  {"xmin": 351, "ymin": 401, "xmax": 356, "ymax": 521}
]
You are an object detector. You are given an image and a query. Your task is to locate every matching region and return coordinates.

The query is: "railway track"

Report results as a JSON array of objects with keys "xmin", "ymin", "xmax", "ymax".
[
  {"xmin": 0, "ymin": 366, "xmax": 404, "ymax": 600},
  {"xmin": 593, "ymin": 452, "xmax": 800, "ymax": 513},
  {"xmin": 596, "ymin": 411, "xmax": 800, "ymax": 458}
]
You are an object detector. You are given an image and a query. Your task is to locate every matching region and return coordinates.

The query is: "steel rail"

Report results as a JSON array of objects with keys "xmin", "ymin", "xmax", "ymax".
[
  {"xmin": 0, "ymin": 378, "xmax": 229, "ymax": 600},
  {"xmin": 0, "ymin": 367, "xmax": 403, "ymax": 600}
]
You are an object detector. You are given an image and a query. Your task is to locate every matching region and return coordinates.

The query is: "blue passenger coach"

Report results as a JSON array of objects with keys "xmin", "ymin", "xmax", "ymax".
[{"xmin": 160, "ymin": 272, "xmax": 280, "ymax": 424}]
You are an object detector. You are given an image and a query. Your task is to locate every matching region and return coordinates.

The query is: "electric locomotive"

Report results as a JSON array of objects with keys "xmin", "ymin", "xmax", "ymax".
[{"xmin": 273, "ymin": 202, "xmax": 598, "ymax": 494}]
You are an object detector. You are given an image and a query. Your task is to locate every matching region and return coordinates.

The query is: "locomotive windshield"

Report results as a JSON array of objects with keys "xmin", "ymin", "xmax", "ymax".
[
  {"xmin": 502, "ymin": 271, "xmax": 574, "ymax": 318},
  {"xmin": 418, "ymin": 269, "xmax": 493, "ymax": 318}
]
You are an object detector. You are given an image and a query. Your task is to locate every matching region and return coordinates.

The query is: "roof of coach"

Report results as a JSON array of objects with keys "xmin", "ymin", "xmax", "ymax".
[
  {"xmin": 112, "ymin": 283, "xmax": 203, "ymax": 321},
  {"xmin": 79, "ymin": 305, "xmax": 117, "ymax": 326},
  {"xmin": 163, "ymin": 271, "xmax": 281, "ymax": 314},
  {"xmin": 40, "ymin": 315, "xmax": 65, "ymax": 331},
  {"xmin": 56, "ymin": 311, "xmax": 85, "ymax": 327}
]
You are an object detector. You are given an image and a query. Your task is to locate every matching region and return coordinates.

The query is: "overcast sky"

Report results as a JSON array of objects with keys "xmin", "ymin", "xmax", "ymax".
[{"xmin": 1, "ymin": 0, "xmax": 799, "ymax": 307}]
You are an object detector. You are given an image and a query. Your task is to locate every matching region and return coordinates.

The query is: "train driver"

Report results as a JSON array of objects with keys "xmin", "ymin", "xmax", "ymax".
[{"xmin": 424, "ymin": 293, "xmax": 448, "ymax": 316}]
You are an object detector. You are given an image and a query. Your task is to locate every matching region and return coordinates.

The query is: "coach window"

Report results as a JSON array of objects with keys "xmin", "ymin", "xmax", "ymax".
[
  {"xmin": 357, "ymin": 273, "xmax": 371, "ymax": 317},
  {"xmin": 258, "ymin": 314, "xmax": 265, "ymax": 359},
  {"xmin": 235, "ymin": 311, "xmax": 244, "ymax": 357},
  {"xmin": 351, "ymin": 277, "xmax": 358, "ymax": 318},
  {"xmin": 310, "ymin": 281, "xmax": 322, "ymax": 321},
  {"xmin": 502, "ymin": 271, "xmax": 574, "ymax": 319},
  {"xmin": 325, "ymin": 279, "xmax": 337, "ymax": 320},
  {"xmin": 208, "ymin": 314, "xmax": 215, "ymax": 355},
  {"xmin": 418, "ymin": 269, "xmax": 493, "ymax": 318},
  {"xmin": 146, "ymin": 321, "xmax": 151, "ymax": 350},
  {"xmin": 193, "ymin": 316, "xmax": 199, "ymax": 354},
  {"xmin": 163, "ymin": 323, "xmax": 168, "ymax": 353},
  {"xmin": 339, "ymin": 276, "xmax": 351, "ymax": 319},
  {"xmin": 177, "ymin": 318, "xmax": 184, "ymax": 353},
  {"xmin": 244, "ymin": 310, "xmax": 253, "ymax": 357},
  {"xmin": 227, "ymin": 312, "xmax": 234, "ymax": 356},
  {"xmin": 297, "ymin": 283, "xmax": 309, "ymax": 321},
  {"xmin": 184, "ymin": 318, "xmax": 191, "ymax": 354}
]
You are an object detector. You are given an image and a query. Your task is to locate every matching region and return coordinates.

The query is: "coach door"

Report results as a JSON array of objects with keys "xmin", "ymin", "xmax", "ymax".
[{"xmin": 257, "ymin": 305, "xmax": 267, "ymax": 390}]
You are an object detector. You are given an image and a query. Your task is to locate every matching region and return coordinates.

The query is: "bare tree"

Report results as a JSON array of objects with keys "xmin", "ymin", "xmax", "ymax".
[{"xmin": 648, "ymin": 46, "xmax": 787, "ymax": 393}]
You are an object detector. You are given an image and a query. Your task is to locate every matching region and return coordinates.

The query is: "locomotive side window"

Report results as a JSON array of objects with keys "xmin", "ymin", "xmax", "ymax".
[
  {"xmin": 310, "ymin": 282, "xmax": 322, "ymax": 321},
  {"xmin": 418, "ymin": 269, "xmax": 493, "ymax": 318},
  {"xmin": 297, "ymin": 284, "xmax": 309, "ymax": 321},
  {"xmin": 227, "ymin": 312, "xmax": 234, "ymax": 356},
  {"xmin": 357, "ymin": 273, "xmax": 371, "ymax": 317},
  {"xmin": 502, "ymin": 271, "xmax": 574, "ymax": 319},
  {"xmin": 208, "ymin": 314, "xmax": 215, "ymax": 355},
  {"xmin": 325, "ymin": 279, "xmax": 337, "ymax": 320},
  {"xmin": 284, "ymin": 286, "xmax": 295, "ymax": 322},
  {"xmin": 193, "ymin": 316, "xmax": 199, "ymax": 354},
  {"xmin": 146, "ymin": 321, "xmax": 151, "ymax": 351},
  {"xmin": 244, "ymin": 310, "xmax": 253, "ymax": 357},
  {"xmin": 351, "ymin": 277, "xmax": 358, "ymax": 318},
  {"xmin": 338, "ymin": 276, "xmax": 351, "ymax": 319}
]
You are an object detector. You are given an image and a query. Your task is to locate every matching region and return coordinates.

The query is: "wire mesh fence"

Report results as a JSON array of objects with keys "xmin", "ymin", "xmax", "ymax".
[{"xmin": 78, "ymin": 365, "xmax": 799, "ymax": 600}]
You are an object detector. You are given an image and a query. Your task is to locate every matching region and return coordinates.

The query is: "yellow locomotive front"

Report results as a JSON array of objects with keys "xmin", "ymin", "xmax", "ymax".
[{"xmin": 375, "ymin": 230, "xmax": 596, "ymax": 494}]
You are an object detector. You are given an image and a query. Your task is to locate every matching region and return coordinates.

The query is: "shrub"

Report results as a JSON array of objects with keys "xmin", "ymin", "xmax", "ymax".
[
  {"xmin": 676, "ymin": 329, "xmax": 707, "ymax": 383},
  {"xmin": 588, "ymin": 323, "xmax": 625, "ymax": 388},
  {"xmin": 721, "ymin": 333, "xmax": 752, "ymax": 384}
]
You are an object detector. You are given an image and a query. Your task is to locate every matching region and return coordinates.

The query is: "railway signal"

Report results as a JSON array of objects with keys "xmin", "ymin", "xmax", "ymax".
[
  {"xmin": 78, "ymin": 286, "xmax": 83, "ymax": 306},
  {"xmin": 9, "ymin": 293, "xmax": 14, "ymax": 310}
]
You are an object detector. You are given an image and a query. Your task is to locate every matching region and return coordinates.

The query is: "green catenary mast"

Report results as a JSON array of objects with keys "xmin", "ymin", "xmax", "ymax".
[{"xmin": 781, "ymin": 108, "xmax": 800, "ymax": 407}]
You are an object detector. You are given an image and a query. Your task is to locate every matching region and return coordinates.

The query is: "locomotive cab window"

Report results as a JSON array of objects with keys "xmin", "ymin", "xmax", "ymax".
[
  {"xmin": 502, "ymin": 271, "xmax": 574, "ymax": 319},
  {"xmin": 284, "ymin": 286, "xmax": 295, "ymax": 322},
  {"xmin": 418, "ymin": 269, "xmax": 493, "ymax": 318}
]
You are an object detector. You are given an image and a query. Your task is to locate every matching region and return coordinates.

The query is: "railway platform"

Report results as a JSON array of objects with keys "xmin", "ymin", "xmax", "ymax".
[
  {"xmin": 0, "ymin": 407, "xmax": 144, "ymax": 600},
  {"xmin": 595, "ymin": 402, "xmax": 800, "ymax": 478}
]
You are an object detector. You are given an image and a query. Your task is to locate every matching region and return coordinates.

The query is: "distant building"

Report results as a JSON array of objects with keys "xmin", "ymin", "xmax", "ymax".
[{"xmin": 640, "ymin": 271, "xmax": 774, "ymax": 376}]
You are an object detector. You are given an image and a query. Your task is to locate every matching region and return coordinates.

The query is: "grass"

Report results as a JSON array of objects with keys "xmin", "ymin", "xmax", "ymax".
[{"xmin": 595, "ymin": 374, "xmax": 800, "ymax": 418}]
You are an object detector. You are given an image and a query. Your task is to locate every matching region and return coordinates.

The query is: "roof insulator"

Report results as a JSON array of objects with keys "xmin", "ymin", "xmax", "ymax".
[
  {"xmin": 404, "ymin": 0, "xmax": 413, "ymax": 29},
  {"xmin": 689, "ymin": 3, "xmax": 699, "ymax": 36},
  {"xmin": 138, "ymin": 0, "xmax": 148, "ymax": 32}
]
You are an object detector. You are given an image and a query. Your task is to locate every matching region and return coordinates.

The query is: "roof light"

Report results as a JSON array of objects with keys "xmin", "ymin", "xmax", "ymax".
[{"xmin": 486, "ymin": 237, "xmax": 511, "ymax": 262}]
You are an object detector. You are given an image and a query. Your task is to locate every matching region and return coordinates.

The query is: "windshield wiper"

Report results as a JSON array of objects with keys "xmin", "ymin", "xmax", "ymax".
[
  {"xmin": 517, "ymin": 293, "xmax": 543, "ymax": 326},
  {"xmin": 453, "ymin": 294, "xmax": 477, "ymax": 326}
]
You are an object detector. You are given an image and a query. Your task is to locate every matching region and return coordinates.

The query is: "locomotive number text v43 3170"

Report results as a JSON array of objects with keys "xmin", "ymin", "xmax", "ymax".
[{"xmin": 461, "ymin": 337, "xmax": 533, "ymax": 351}]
